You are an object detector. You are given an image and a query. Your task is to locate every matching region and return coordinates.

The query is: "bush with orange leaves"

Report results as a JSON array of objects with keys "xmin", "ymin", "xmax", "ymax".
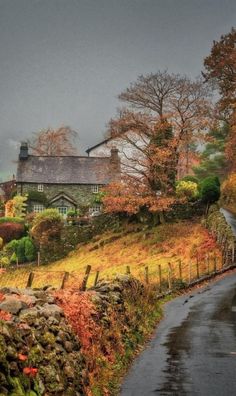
[
  {"xmin": 221, "ymin": 173, "xmax": 236, "ymax": 213},
  {"xmin": 55, "ymin": 278, "xmax": 162, "ymax": 396}
]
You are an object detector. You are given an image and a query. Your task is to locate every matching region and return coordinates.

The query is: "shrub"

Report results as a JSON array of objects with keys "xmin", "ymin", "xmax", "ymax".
[
  {"xmin": 5, "ymin": 196, "xmax": 27, "ymax": 218},
  {"xmin": 4, "ymin": 239, "xmax": 19, "ymax": 255},
  {"xmin": 24, "ymin": 237, "xmax": 36, "ymax": 262},
  {"xmin": 181, "ymin": 175, "xmax": 199, "ymax": 185},
  {"xmin": 31, "ymin": 209, "xmax": 63, "ymax": 252},
  {"xmin": 32, "ymin": 208, "xmax": 62, "ymax": 226},
  {"xmin": 67, "ymin": 209, "xmax": 78, "ymax": 217},
  {"xmin": 0, "ymin": 256, "xmax": 10, "ymax": 267},
  {"xmin": 176, "ymin": 181, "xmax": 198, "ymax": 199},
  {"xmin": 4, "ymin": 237, "xmax": 36, "ymax": 263},
  {"xmin": 0, "ymin": 237, "xmax": 3, "ymax": 250},
  {"xmin": 0, "ymin": 223, "xmax": 25, "ymax": 243},
  {"xmin": 10, "ymin": 252, "xmax": 17, "ymax": 264},
  {"xmin": 16, "ymin": 238, "xmax": 26, "ymax": 263},
  {"xmin": 0, "ymin": 217, "xmax": 25, "ymax": 224},
  {"xmin": 200, "ymin": 176, "xmax": 221, "ymax": 204}
]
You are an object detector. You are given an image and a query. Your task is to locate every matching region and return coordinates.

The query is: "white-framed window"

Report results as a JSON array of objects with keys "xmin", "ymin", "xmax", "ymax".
[
  {"xmin": 91, "ymin": 185, "xmax": 99, "ymax": 193},
  {"xmin": 89, "ymin": 205, "xmax": 101, "ymax": 214},
  {"xmin": 33, "ymin": 204, "xmax": 45, "ymax": 213},
  {"xmin": 57, "ymin": 207, "xmax": 68, "ymax": 216},
  {"xmin": 37, "ymin": 184, "xmax": 44, "ymax": 192}
]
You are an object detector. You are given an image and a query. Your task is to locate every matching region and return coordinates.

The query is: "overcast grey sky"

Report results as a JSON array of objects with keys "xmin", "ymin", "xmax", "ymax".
[{"xmin": 0, "ymin": 0, "xmax": 236, "ymax": 180}]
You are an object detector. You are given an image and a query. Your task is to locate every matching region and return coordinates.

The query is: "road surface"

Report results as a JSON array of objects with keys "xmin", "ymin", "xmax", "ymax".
[
  {"xmin": 120, "ymin": 271, "xmax": 236, "ymax": 396},
  {"xmin": 220, "ymin": 208, "xmax": 236, "ymax": 236}
]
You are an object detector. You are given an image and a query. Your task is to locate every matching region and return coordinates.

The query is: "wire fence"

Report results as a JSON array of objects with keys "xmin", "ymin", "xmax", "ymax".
[{"xmin": 0, "ymin": 247, "xmax": 234, "ymax": 294}]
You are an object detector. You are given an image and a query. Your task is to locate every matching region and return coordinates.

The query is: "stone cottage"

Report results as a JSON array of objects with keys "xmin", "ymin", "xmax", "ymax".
[{"xmin": 16, "ymin": 142, "xmax": 120, "ymax": 216}]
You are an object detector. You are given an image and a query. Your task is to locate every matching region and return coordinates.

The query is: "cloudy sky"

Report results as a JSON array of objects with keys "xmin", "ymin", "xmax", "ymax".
[{"xmin": 0, "ymin": 0, "xmax": 236, "ymax": 180}]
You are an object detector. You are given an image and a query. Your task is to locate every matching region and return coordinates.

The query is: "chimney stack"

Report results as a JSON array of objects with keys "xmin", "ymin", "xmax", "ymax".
[
  {"xmin": 110, "ymin": 147, "xmax": 120, "ymax": 180},
  {"xmin": 19, "ymin": 142, "xmax": 29, "ymax": 160}
]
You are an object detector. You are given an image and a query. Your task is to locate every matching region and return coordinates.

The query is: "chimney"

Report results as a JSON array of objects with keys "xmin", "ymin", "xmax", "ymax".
[
  {"xmin": 19, "ymin": 142, "xmax": 29, "ymax": 160},
  {"xmin": 110, "ymin": 147, "xmax": 121, "ymax": 180}
]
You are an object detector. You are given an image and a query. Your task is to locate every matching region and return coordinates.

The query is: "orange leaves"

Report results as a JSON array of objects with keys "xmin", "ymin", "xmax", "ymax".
[
  {"xmin": 4, "ymin": 199, "xmax": 14, "ymax": 217},
  {"xmin": 103, "ymin": 181, "xmax": 175, "ymax": 215},
  {"xmin": 0, "ymin": 292, "xmax": 5, "ymax": 302},
  {"xmin": 0, "ymin": 310, "xmax": 12, "ymax": 321},
  {"xmin": 18, "ymin": 353, "xmax": 28, "ymax": 361},
  {"xmin": 30, "ymin": 126, "xmax": 78, "ymax": 156},
  {"xmin": 54, "ymin": 290, "xmax": 100, "ymax": 351}
]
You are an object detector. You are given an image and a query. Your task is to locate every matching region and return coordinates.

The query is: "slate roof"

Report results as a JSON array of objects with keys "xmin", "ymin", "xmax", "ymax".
[{"xmin": 16, "ymin": 155, "xmax": 113, "ymax": 185}]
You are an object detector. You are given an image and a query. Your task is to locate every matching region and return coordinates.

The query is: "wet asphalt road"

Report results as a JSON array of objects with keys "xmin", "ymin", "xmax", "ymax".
[
  {"xmin": 120, "ymin": 272, "xmax": 236, "ymax": 396},
  {"xmin": 220, "ymin": 208, "xmax": 236, "ymax": 236}
]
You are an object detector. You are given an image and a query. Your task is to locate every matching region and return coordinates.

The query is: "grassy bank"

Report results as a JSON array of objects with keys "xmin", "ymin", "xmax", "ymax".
[{"xmin": 0, "ymin": 218, "xmax": 222, "ymax": 289}]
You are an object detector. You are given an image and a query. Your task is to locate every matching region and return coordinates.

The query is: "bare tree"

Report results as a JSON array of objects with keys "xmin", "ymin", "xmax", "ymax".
[
  {"xmin": 112, "ymin": 71, "xmax": 213, "ymax": 177},
  {"xmin": 29, "ymin": 126, "xmax": 78, "ymax": 156}
]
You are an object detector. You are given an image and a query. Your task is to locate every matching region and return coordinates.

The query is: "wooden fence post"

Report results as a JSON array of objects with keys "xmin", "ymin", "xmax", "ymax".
[
  {"xmin": 168, "ymin": 262, "xmax": 172, "ymax": 290},
  {"xmin": 221, "ymin": 252, "xmax": 224, "ymax": 269},
  {"xmin": 232, "ymin": 243, "xmax": 235, "ymax": 264},
  {"xmin": 94, "ymin": 271, "xmax": 99, "ymax": 286},
  {"xmin": 158, "ymin": 264, "xmax": 162, "ymax": 292},
  {"xmin": 26, "ymin": 272, "xmax": 34, "ymax": 288},
  {"xmin": 145, "ymin": 266, "xmax": 149, "ymax": 284},
  {"xmin": 188, "ymin": 262, "xmax": 192, "ymax": 284},
  {"xmin": 80, "ymin": 265, "xmax": 92, "ymax": 291},
  {"xmin": 196, "ymin": 256, "xmax": 200, "ymax": 279},
  {"xmin": 126, "ymin": 266, "xmax": 131, "ymax": 275},
  {"xmin": 37, "ymin": 251, "xmax": 40, "ymax": 267},
  {"xmin": 178, "ymin": 259, "xmax": 182, "ymax": 281},
  {"xmin": 213, "ymin": 255, "xmax": 217, "ymax": 273},
  {"xmin": 61, "ymin": 272, "xmax": 69, "ymax": 290},
  {"xmin": 207, "ymin": 254, "xmax": 210, "ymax": 275}
]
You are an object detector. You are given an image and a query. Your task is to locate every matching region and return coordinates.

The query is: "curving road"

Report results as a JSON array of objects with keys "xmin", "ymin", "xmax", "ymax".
[
  {"xmin": 220, "ymin": 208, "xmax": 236, "ymax": 236},
  {"xmin": 120, "ymin": 272, "xmax": 236, "ymax": 396}
]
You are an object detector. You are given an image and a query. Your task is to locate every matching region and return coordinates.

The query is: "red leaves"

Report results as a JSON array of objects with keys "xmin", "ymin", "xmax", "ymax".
[
  {"xmin": 23, "ymin": 367, "xmax": 38, "ymax": 377},
  {"xmin": 54, "ymin": 290, "xmax": 100, "ymax": 351},
  {"xmin": 0, "ymin": 293, "xmax": 5, "ymax": 302},
  {"xmin": 0, "ymin": 310, "xmax": 12, "ymax": 321}
]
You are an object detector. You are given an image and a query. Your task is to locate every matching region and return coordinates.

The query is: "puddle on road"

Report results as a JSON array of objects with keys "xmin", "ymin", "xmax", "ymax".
[
  {"xmin": 156, "ymin": 286, "xmax": 236, "ymax": 395},
  {"xmin": 154, "ymin": 316, "xmax": 193, "ymax": 395}
]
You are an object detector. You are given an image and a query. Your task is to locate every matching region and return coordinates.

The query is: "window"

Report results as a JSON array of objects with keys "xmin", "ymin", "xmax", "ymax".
[
  {"xmin": 91, "ymin": 185, "xmax": 99, "ymax": 193},
  {"xmin": 33, "ymin": 204, "xmax": 45, "ymax": 213},
  {"xmin": 37, "ymin": 184, "xmax": 44, "ymax": 192},
  {"xmin": 89, "ymin": 205, "xmax": 101, "ymax": 214},
  {"xmin": 57, "ymin": 207, "xmax": 68, "ymax": 216}
]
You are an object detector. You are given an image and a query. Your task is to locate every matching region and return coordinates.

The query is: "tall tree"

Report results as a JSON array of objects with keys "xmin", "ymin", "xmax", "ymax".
[
  {"xmin": 203, "ymin": 28, "xmax": 236, "ymax": 171},
  {"xmin": 193, "ymin": 123, "xmax": 229, "ymax": 180},
  {"xmin": 117, "ymin": 71, "xmax": 213, "ymax": 175},
  {"xmin": 29, "ymin": 126, "xmax": 78, "ymax": 156},
  {"xmin": 103, "ymin": 72, "xmax": 213, "ymax": 216},
  {"xmin": 203, "ymin": 28, "xmax": 236, "ymax": 115}
]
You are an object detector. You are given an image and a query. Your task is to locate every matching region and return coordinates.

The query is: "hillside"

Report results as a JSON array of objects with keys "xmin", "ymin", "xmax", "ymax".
[{"xmin": 0, "ymin": 218, "xmax": 222, "ymax": 289}]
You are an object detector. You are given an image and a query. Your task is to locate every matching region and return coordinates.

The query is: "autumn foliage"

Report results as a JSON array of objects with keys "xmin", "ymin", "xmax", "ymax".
[
  {"xmin": 55, "ymin": 290, "xmax": 100, "ymax": 351},
  {"xmin": 0, "ymin": 222, "xmax": 25, "ymax": 243},
  {"xmin": 29, "ymin": 125, "xmax": 78, "ymax": 156},
  {"xmin": 221, "ymin": 172, "xmax": 236, "ymax": 213}
]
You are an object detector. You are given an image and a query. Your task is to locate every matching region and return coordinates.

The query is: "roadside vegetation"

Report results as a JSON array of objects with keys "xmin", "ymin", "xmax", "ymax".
[{"xmin": 0, "ymin": 26, "xmax": 235, "ymax": 396}]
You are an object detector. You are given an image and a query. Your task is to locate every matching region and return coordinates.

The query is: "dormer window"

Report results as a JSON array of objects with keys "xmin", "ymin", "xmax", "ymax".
[
  {"xmin": 38, "ymin": 184, "xmax": 44, "ymax": 192},
  {"xmin": 91, "ymin": 185, "xmax": 99, "ymax": 193}
]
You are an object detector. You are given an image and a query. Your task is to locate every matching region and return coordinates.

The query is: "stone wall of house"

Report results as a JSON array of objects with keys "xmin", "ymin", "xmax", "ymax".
[{"xmin": 17, "ymin": 183, "xmax": 102, "ymax": 209}]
